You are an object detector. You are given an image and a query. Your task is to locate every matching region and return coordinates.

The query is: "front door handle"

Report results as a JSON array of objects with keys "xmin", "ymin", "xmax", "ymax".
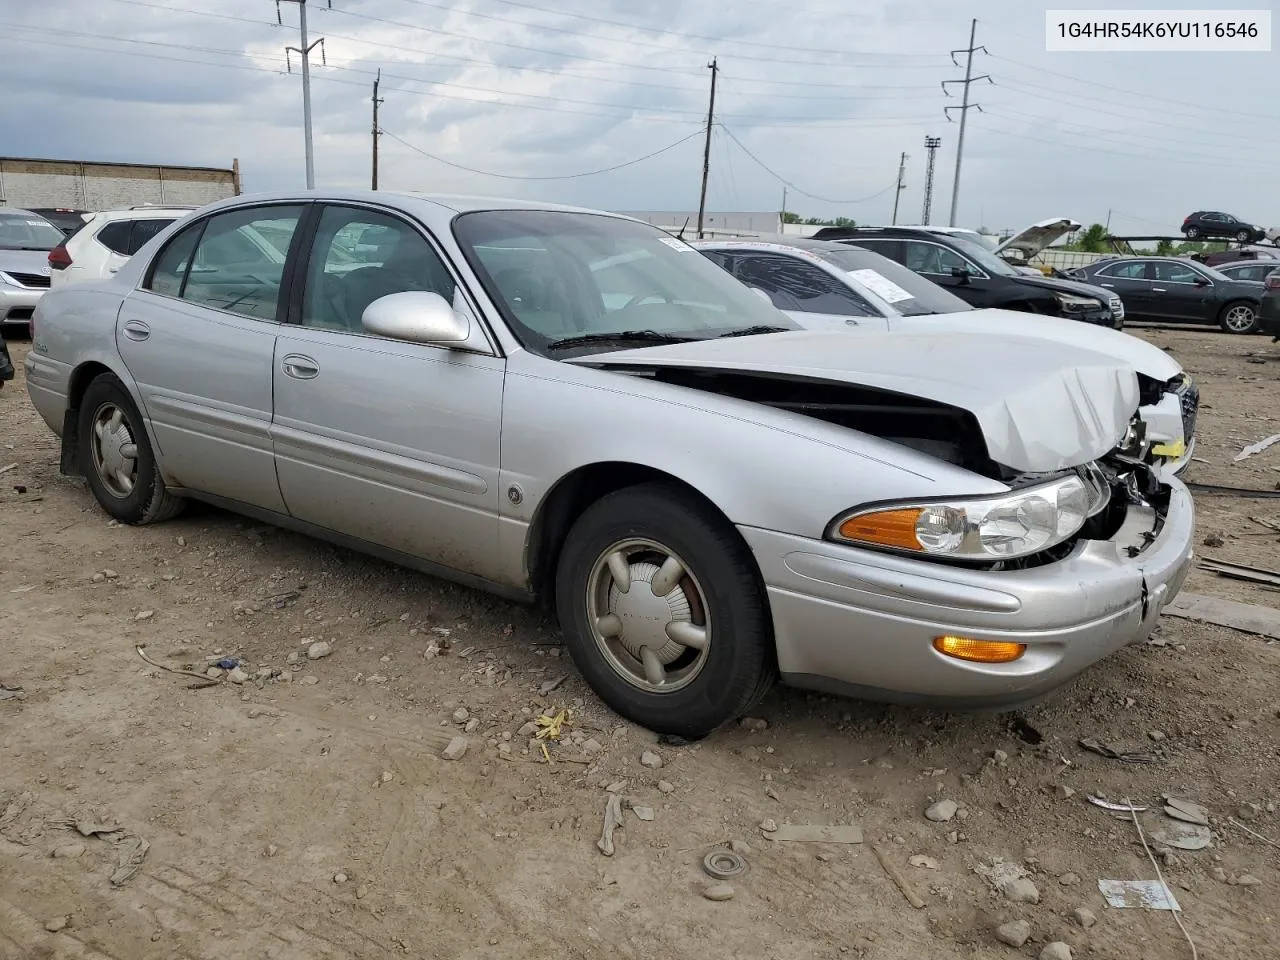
[
  {"xmin": 1152, "ymin": 287, "xmax": 1167, "ymax": 293},
  {"xmin": 281, "ymin": 354, "xmax": 319, "ymax": 379},
  {"xmin": 1098, "ymin": 283, "xmax": 1115, "ymax": 288},
  {"xmin": 122, "ymin": 320, "xmax": 150, "ymax": 341}
]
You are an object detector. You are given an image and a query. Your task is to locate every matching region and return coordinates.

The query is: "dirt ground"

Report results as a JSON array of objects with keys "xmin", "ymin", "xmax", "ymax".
[{"xmin": 2, "ymin": 325, "xmax": 1278, "ymax": 960}]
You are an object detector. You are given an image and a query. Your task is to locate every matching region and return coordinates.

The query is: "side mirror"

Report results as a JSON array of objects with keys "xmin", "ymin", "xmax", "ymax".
[
  {"xmin": 1194, "ymin": 277, "xmax": 1210, "ymax": 287},
  {"xmin": 950, "ymin": 265, "xmax": 972, "ymax": 283},
  {"xmin": 362, "ymin": 291, "xmax": 470, "ymax": 344}
]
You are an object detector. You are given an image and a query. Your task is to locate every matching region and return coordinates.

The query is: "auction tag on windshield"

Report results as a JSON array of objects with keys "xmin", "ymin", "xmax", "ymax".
[
  {"xmin": 657, "ymin": 236, "xmax": 695, "ymax": 251},
  {"xmin": 849, "ymin": 268, "xmax": 914, "ymax": 304}
]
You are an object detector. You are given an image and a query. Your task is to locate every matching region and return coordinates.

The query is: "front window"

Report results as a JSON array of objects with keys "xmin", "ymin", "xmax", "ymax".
[
  {"xmin": 942, "ymin": 235, "xmax": 1021, "ymax": 277},
  {"xmin": 452, "ymin": 210, "xmax": 798, "ymax": 356},
  {"xmin": 0, "ymin": 212, "xmax": 65, "ymax": 251},
  {"xmin": 817, "ymin": 247, "xmax": 974, "ymax": 316}
]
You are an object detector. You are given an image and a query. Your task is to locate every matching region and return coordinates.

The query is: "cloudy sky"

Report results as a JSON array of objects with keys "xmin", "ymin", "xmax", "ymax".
[{"xmin": 1, "ymin": 0, "xmax": 1275, "ymax": 233}]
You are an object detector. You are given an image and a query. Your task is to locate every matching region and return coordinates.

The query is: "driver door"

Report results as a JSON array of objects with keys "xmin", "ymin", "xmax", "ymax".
[{"xmin": 270, "ymin": 203, "xmax": 507, "ymax": 582}]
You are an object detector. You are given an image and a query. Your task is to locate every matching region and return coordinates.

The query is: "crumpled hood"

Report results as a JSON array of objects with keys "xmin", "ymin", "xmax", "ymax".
[
  {"xmin": 892, "ymin": 308, "xmax": 1183, "ymax": 381},
  {"xmin": 0, "ymin": 249, "xmax": 53, "ymax": 276},
  {"xmin": 571, "ymin": 329, "xmax": 1140, "ymax": 473}
]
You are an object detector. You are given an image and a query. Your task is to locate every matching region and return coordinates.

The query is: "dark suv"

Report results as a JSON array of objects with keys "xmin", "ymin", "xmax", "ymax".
[
  {"xmin": 810, "ymin": 226, "xmax": 1123, "ymax": 327},
  {"xmin": 1181, "ymin": 211, "xmax": 1267, "ymax": 244}
]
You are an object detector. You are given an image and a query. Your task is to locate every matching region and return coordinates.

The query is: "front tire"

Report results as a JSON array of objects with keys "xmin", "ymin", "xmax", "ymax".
[
  {"xmin": 77, "ymin": 373, "xmax": 186, "ymax": 524},
  {"xmin": 1218, "ymin": 300, "xmax": 1260, "ymax": 334},
  {"xmin": 554, "ymin": 483, "xmax": 775, "ymax": 737}
]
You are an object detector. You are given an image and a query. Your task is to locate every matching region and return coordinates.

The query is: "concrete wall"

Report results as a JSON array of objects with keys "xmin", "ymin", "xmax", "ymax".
[{"xmin": 0, "ymin": 158, "xmax": 239, "ymax": 211}]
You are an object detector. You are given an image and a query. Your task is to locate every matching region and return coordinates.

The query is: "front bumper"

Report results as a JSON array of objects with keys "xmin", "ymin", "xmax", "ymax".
[
  {"xmin": 1261, "ymin": 294, "xmax": 1280, "ymax": 339},
  {"xmin": 741, "ymin": 475, "xmax": 1195, "ymax": 708},
  {"xmin": 0, "ymin": 282, "xmax": 44, "ymax": 326}
]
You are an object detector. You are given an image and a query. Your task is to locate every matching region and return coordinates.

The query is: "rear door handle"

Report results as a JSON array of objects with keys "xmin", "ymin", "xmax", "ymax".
[
  {"xmin": 1098, "ymin": 283, "xmax": 1115, "ymax": 288},
  {"xmin": 122, "ymin": 319, "xmax": 150, "ymax": 341},
  {"xmin": 1152, "ymin": 287, "xmax": 1167, "ymax": 293},
  {"xmin": 282, "ymin": 354, "xmax": 319, "ymax": 379}
]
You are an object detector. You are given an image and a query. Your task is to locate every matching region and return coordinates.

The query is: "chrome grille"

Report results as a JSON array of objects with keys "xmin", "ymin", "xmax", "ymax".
[{"xmin": 4, "ymin": 272, "xmax": 50, "ymax": 288}]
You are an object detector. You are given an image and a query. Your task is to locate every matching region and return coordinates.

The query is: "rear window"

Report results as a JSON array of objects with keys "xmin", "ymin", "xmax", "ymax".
[{"xmin": 95, "ymin": 217, "xmax": 180, "ymax": 257}]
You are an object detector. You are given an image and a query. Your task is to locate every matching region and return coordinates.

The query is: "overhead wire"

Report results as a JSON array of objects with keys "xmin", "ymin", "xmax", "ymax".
[
  {"xmin": 381, "ymin": 127, "xmax": 703, "ymax": 179},
  {"xmin": 717, "ymin": 124, "xmax": 900, "ymax": 204}
]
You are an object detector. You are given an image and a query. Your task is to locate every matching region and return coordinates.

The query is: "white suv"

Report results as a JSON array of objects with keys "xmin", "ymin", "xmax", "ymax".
[{"xmin": 49, "ymin": 206, "xmax": 197, "ymax": 288}]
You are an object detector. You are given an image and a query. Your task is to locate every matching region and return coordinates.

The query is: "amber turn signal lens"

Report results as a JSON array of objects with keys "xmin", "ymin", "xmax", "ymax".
[
  {"xmin": 932, "ymin": 636, "xmax": 1026, "ymax": 664},
  {"xmin": 838, "ymin": 508, "xmax": 923, "ymax": 550}
]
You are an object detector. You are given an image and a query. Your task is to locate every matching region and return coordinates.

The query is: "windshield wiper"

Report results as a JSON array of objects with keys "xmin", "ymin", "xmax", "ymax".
[
  {"xmin": 716, "ymin": 325, "xmax": 790, "ymax": 338},
  {"xmin": 545, "ymin": 330, "xmax": 697, "ymax": 351}
]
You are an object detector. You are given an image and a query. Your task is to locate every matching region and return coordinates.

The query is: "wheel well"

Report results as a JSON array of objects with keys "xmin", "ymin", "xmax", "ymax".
[
  {"xmin": 527, "ymin": 462, "xmax": 732, "ymax": 609},
  {"xmin": 59, "ymin": 361, "xmax": 113, "ymax": 476}
]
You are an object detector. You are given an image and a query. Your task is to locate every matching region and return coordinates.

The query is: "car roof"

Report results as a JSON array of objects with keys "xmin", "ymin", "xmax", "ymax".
[
  {"xmin": 0, "ymin": 207, "xmax": 50, "ymax": 219},
  {"xmin": 86, "ymin": 207, "xmax": 197, "ymax": 221},
  {"xmin": 691, "ymin": 235, "xmax": 870, "ymax": 255},
  {"xmin": 192, "ymin": 189, "xmax": 616, "ymax": 219}
]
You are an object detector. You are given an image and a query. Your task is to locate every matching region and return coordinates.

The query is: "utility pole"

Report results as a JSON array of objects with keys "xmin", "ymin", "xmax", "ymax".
[
  {"xmin": 942, "ymin": 18, "xmax": 990, "ymax": 226},
  {"xmin": 890, "ymin": 151, "xmax": 908, "ymax": 225},
  {"xmin": 921, "ymin": 136, "xmax": 941, "ymax": 225},
  {"xmin": 371, "ymin": 69, "xmax": 384, "ymax": 190},
  {"xmin": 696, "ymin": 57, "xmax": 718, "ymax": 240},
  {"xmin": 279, "ymin": 0, "xmax": 327, "ymax": 189}
]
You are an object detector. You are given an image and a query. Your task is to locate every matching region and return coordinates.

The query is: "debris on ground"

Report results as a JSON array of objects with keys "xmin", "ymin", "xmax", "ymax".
[
  {"xmin": 761, "ymin": 824, "xmax": 863, "ymax": 844},
  {"xmin": 1098, "ymin": 878, "xmax": 1181, "ymax": 910},
  {"xmin": 1163, "ymin": 593, "xmax": 1280, "ymax": 641},
  {"xmin": 640, "ymin": 750, "xmax": 664, "ymax": 769},
  {"xmin": 975, "ymin": 858, "xmax": 1039, "ymax": 903},
  {"xmin": 1040, "ymin": 942, "xmax": 1073, "ymax": 960},
  {"xmin": 627, "ymin": 801, "xmax": 655, "ymax": 822},
  {"xmin": 1087, "ymin": 795, "xmax": 1147, "ymax": 813},
  {"xmin": 1149, "ymin": 818, "xmax": 1211, "ymax": 851},
  {"xmin": 0, "ymin": 681, "xmax": 24, "ymax": 702},
  {"xmin": 1078, "ymin": 738, "xmax": 1156, "ymax": 764},
  {"xmin": 1234, "ymin": 433, "xmax": 1280, "ymax": 461},
  {"xmin": 701, "ymin": 882, "xmax": 735, "ymax": 901},
  {"xmin": 55, "ymin": 816, "xmax": 149, "ymax": 886},
  {"xmin": 994, "ymin": 919, "xmax": 1031, "ymax": 947},
  {"xmin": 1164, "ymin": 797, "xmax": 1210, "ymax": 826},
  {"xmin": 702, "ymin": 849, "xmax": 748, "ymax": 880},
  {"xmin": 596, "ymin": 793, "xmax": 625, "ymax": 856},
  {"xmin": 908, "ymin": 855, "xmax": 939, "ymax": 869},
  {"xmin": 870, "ymin": 844, "xmax": 925, "ymax": 909},
  {"xmin": 1199, "ymin": 556, "xmax": 1280, "ymax": 588},
  {"xmin": 1202, "ymin": 531, "xmax": 1226, "ymax": 547}
]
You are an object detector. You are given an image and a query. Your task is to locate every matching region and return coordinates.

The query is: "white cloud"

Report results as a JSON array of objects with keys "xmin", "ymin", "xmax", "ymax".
[{"xmin": 1, "ymin": 0, "xmax": 1277, "ymax": 232}]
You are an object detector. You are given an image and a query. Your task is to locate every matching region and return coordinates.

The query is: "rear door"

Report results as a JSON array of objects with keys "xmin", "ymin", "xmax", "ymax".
[
  {"xmin": 1091, "ymin": 260, "xmax": 1154, "ymax": 318},
  {"xmin": 115, "ymin": 202, "xmax": 307, "ymax": 511},
  {"xmin": 270, "ymin": 202, "xmax": 507, "ymax": 582}
]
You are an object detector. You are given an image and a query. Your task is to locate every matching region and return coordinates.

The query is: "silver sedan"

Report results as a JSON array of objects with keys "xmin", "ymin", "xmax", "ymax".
[{"xmin": 26, "ymin": 191, "xmax": 1195, "ymax": 737}]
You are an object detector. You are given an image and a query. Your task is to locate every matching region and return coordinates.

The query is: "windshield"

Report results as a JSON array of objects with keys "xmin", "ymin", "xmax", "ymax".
[
  {"xmin": 452, "ymin": 210, "xmax": 799, "ymax": 356},
  {"xmin": 946, "ymin": 234, "xmax": 1020, "ymax": 277},
  {"xmin": 0, "ymin": 211, "xmax": 65, "ymax": 251},
  {"xmin": 817, "ymin": 247, "xmax": 975, "ymax": 316}
]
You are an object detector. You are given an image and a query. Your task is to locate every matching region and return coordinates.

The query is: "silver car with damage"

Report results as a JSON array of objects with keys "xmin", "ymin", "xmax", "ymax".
[{"xmin": 25, "ymin": 191, "xmax": 1195, "ymax": 737}]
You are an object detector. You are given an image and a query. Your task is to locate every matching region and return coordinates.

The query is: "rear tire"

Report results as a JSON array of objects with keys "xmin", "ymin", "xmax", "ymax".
[
  {"xmin": 77, "ymin": 373, "xmax": 186, "ymax": 525},
  {"xmin": 1218, "ymin": 300, "xmax": 1260, "ymax": 335},
  {"xmin": 554, "ymin": 483, "xmax": 775, "ymax": 738},
  {"xmin": 1236, "ymin": 230, "xmax": 1252, "ymax": 244},
  {"xmin": 1184, "ymin": 226, "xmax": 1200, "ymax": 240}
]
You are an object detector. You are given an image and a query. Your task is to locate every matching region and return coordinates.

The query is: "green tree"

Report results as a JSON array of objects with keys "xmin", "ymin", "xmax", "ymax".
[
  {"xmin": 781, "ymin": 211, "xmax": 802, "ymax": 224},
  {"xmin": 1155, "ymin": 239, "xmax": 1174, "ymax": 256},
  {"xmin": 1075, "ymin": 223, "xmax": 1110, "ymax": 253}
]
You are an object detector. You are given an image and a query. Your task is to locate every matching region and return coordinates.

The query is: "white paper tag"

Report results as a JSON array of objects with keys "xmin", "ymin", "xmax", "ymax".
[{"xmin": 849, "ymin": 268, "xmax": 914, "ymax": 304}]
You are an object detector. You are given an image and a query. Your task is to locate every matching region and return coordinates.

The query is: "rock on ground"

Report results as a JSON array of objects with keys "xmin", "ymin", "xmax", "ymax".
[
  {"xmin": 442, "ymin": 736, "xmax": 469, "ymax": 760},
  {"xmin": 1002, "ymin": 878, "xmax": 1040, "ymax": 904},
  {"xmin": 1072, "ymin": 907, "xmax": 1096, "ymax": 928},
  {"xmin": 640, "ymin": 750, "xmax": 664, "ymax": 769},
  {"xmin": 701, "ymin": 883, "xmax": 735, "ymax": 901},
  {"xmin": 307, "ymin": 641, "xmax": 332, "ymax": 660},
  {"xmin": 924, "ymin": 799, "xmax": 958, "ymax": 822},
  {"xmin": 1040, "ymin": 943, "xmax": 1072, "ymax": 960},
  {"xmin": 995, "ymin": 919, "xmax": 1031, "ymax": 947}
]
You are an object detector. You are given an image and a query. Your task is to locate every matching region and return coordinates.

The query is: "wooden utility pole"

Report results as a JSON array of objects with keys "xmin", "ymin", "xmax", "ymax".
[
  {"xmin": 371, "ymin": 69, "xmax": 383, "ymax": 190},
  {"xmin": 696, "ymin": 57, "xmax": 718, "ymax": 239},
  {"xmin": 890, "ymin": 151, "xmax": 908, "ymax": 225}
]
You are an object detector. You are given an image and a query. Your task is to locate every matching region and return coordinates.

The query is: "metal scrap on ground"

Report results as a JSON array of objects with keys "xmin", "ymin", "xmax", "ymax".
[
  {"xmin": 1163, "ymin": 593, "xmax": 1280, "ymax": 640},
  {"xmin": 1198, "ymin": 557, "xmax": 1280, "ymax": 588},
  {"xmin": 1079, "ymin": 738, "xmax": 1156, "ymax": 764},
  {"xmin": 1234, "ymin": 433, "xmax": 1280, "ymax": 461},
  {"xmin": 1087, "ymin": 796, "xmax": 1148, "ymax": 813},
  {"xmin": 1098, "ymin": 878, "xmax": 1181, "ymax": 911},
  {"xmin": 761, "ymin": 824, "xmax": 864, "ymax": 844}
]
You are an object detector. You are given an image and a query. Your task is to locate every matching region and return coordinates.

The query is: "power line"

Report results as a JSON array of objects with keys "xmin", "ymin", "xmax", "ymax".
[
  {"xmin": 391, "ymin": 0, "xmax": 948, "ymax": 60},
  {"xmin": 717, "ymin": 125, "xmax": 900, "ymax": 204},
  {"xmin": 381, "ymin": 128, "xmax": 703, "ymax": 179}
]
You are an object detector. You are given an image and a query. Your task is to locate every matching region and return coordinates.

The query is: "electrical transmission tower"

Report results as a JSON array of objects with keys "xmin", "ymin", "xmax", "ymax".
[
  {"xmin": 921, "ymin": 137, "xmax": 941, "ymax": 225},
  {"xmin": 941, "ymin": 18, "xmax": 991, "ymax": 226},
  {"xmin": 277, "ymin": 0, "xmax": 329, "ymax": 189}
]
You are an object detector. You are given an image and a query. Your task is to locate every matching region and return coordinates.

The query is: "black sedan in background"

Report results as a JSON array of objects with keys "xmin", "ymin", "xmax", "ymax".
[
  {"xmin": 1261, "ymin": 271, "xmax": 1280, "ymax": 340},
  {"xmin": 1215, "ymin": 259, "xmax": 1280, "ymax": 283},
  {"xmin": 1068, "ymin": 256, "xmax": 1264, "ymax": 334},
  {"xmin": 812, "ymin": 225, "xmax": 1124, "ymax": 327}
]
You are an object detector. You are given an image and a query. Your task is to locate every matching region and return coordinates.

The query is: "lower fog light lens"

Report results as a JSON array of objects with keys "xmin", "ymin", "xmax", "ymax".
[{"xmin": 932, "ymin": 636, "xmax": 1027, "ymax": 664}]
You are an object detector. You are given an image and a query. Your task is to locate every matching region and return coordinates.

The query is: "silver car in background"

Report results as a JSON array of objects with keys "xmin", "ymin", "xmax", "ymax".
[
  {"xmin": 0, "ymin": 208, "xmax": 62, "ymax": 330},
  {"xmin": 26, "ymin": 191, "xmax": 1194, "ymax": 737},
  {"xmin": 694, "ymin": 237, "xmax": 1199, "ymax": 474}
]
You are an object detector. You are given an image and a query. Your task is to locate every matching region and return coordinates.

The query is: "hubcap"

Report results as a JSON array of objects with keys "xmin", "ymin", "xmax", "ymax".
[
  {"xmin": 586, "ymin": 538, "xmax": 711, "ymax": 693},
  {"xmin": 90, "ymin": 403, "xmax": 138, "ymax": 498},
  {"xmin": 1225, "ymin": 306, "xmax": 1255, "ymax": 331}
]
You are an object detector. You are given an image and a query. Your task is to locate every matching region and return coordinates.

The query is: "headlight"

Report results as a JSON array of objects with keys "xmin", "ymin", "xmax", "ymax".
[
  {"xmin": 1054, "ymin": 292, "xmax": 1103, "ymax": 314},
  {"xmin": 829, "ymin": 472, "xmax": 1109, "ymax": 562}
]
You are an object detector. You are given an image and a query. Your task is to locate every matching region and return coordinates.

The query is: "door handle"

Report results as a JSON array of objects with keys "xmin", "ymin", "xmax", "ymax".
[
  {"xmin": 281, "ymin": 354, "xmax": 319, "ymax": 379},
  {"xmin": 122, "ymin": 319, "xmax": 150, "ymax": 341},
  {"xmin": 1152, "ymin": 287, "xmax": 1167, "ymax": 293},
  {"xmin": 1099, "ymin": 283, "xmax": 1115, "ymax": 288}
]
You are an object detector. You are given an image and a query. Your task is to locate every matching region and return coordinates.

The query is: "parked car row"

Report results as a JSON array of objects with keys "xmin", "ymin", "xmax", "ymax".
[{"xmin": 24, "ymin": 190, "xmax": 1197, "ymax": 736}]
